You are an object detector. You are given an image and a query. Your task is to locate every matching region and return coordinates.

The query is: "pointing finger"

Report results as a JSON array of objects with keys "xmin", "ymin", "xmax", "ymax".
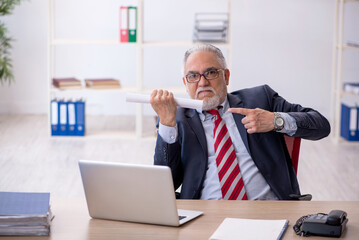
[{"xmin": 228, "ymin": 107, "xmax": 252, "ymax": 116}]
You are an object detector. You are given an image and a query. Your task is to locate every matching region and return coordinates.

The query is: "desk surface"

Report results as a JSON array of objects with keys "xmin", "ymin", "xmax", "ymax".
[{"xmin": 0, "ymin": 199, "xmax": 357, "ymax": 240}]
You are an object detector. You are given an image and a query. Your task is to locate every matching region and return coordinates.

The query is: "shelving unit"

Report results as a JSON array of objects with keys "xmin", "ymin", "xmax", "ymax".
[
  {"xmin": 48, "ymin": 0, "xmax": 232, "ymax": 138},
  {"xmin": 331, "ymin": 0, "xmax": 359, "ymax": 142}
]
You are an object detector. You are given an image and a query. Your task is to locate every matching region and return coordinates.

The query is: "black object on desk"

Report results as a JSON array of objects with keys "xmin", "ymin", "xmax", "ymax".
[{"xmin": 294, "ymin": 210, "xmax": 348, "ymax": 237}]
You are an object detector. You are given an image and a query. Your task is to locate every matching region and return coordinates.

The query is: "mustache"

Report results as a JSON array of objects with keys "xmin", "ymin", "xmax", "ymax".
[{"xmin": 195, "ymin": 87, "xmax": 216, "ymax": 99}]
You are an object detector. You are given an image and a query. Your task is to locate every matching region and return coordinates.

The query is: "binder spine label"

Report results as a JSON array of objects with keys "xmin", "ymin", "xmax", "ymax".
[
  {"xmin": 68, "ymin": 103, "xmax": 76, "ymax": 125},
  {"xmin": 76, "ymin": 101, "xmax": 85, "ymax": 136},
  {"xmin": 51, "ymin": 100, "xmax": 60, "ymax": 136},
  {"xmin": 59, "ymin": 102, "xmax": 68, "ymax": 136},
  {"xmin": 128, "ymin": 7, "xmax": 137, "ymax": 42},
  {"xmin": 120, "ymin": 6, "xmax": 129, "ymax": 42},
  {"xmin": 349, "ymin": 108, "xmax": 357, "ymax": 131},
  {"xmin": 51, "ymin": 102, "xmax": 58, "ymax": 125},
  {"xmin": 59, "ymin": 104, "xmax": 67, "ymax": 124},
  {"xmin": 68, "ymin": 102, "xmax": 76, "ymax": 136}
]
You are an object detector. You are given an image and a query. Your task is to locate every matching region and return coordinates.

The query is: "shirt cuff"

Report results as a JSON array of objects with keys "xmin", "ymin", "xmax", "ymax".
[
  {"xmin": 158, "ymin": 123, "xmax": 178, "ymax": 144},
  {"xmin": 277, "ymin": 112, "xmax": 297, "ymax": 136}
]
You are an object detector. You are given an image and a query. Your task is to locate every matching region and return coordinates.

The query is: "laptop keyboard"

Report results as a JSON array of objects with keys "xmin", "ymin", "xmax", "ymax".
[{"xmin": 179, "ymin": 215, "xmax": 186, "ymax": 221}]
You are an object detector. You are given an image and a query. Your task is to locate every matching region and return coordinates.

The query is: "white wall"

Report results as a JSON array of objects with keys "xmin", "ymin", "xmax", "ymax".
[
  {"xmin": 0, "ymin": 0, "xmax": 48, "ymax": 114},
  {"xmin": 1, "ymin": 0, "xmax": 358, "ymax": 119},
  {"xmin": 232, "ymin": 0, "xmax": 335, "ymax": 116}
]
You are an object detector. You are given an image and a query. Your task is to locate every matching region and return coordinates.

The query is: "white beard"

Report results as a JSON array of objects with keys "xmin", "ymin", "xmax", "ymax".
[{"xmin": 194, "ymin": 86, "xmax": 221, "ymax": 111}]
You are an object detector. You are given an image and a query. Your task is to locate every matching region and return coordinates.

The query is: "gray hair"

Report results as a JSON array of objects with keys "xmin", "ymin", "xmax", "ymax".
[{"xmin": 182, "ymin": 44, "xmax": 227, "ymax": 75}]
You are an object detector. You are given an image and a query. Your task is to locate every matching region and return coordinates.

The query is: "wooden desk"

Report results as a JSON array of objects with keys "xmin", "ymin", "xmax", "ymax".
[{"xmin": 0, "ymin": 199, "xmax": 357, "ymax": 240}]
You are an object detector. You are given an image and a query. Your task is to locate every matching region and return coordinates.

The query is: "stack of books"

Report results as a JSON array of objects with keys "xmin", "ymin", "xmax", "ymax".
[
  {"xmin": 193, "ymin": 13, "xmax": 228, "ymax": 43},
  {"xmin": 0, "ymin": 192, "xmax": 53, "ymax": 236},
  {"xmin": 53, "ymin": 77, "xmax": 82, "ymax": 90},
  {"xmin": 85, "ymin": 78, "xmax": 121, "ymax": 89}
]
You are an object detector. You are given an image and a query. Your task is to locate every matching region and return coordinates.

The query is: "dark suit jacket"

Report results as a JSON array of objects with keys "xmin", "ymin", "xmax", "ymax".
[{"xmin": 154, "ymin": 85, "xmax": 330, "ymax": 200}]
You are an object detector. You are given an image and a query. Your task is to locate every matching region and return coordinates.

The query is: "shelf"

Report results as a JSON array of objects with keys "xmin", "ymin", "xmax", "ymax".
[
  {"xmin": 143, "ymin": 41, "xmax": 230, "ymax": 47},
  {"xmin": 331, "ymin": 0, "xmax": 359, "ymax": 142},
  {"xmin": 51, "ymin": 39, "xmax": 133, "ymax": 45},
  {"xmin": 49, "ymin": 86, "xmax": 186, "ymax": 94},
  {"xmin": 50, "ymin": 86, "xmax": 137, "ymax": 93},
  {"xmin": 48, "ymin": 0, "xmax": 232, "ymax": 139},
  {"xmin": 343, "ymin": 44, "xmax": 359, "ymax": 50},
  {"xmin": 51, "ymin": 39, "xmax": 230, "ymax": 47},
  {"xmin": 142, "ymin": 86, "xmax": 187, "ymax": 94},
  {"xmin": 341, "ymin": 91, "xmax": 359, "ymax": 97},
  {"xmin": 50, "ymin": 131, "xmax": 156, "ymax": 140}
]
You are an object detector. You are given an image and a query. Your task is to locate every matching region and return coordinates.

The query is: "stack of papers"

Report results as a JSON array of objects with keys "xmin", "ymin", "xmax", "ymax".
[
  {"xmin": 209, "ymin": 218, "xmax": 289, "ymax": 240},
  {"xmin": 85, "ymin": 78, "xmax": 121, "ymax": 89},
  {"xmin": 193, "ymin": 13, "xmax": 228, "ymax": 43},
  {"xmin": 0, "ymin": 192, "xmax": 53, "ymax": 236}
]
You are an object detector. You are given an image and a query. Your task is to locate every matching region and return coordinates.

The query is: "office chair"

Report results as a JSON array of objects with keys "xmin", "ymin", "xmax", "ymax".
[
  {"xmin": 283, "ymin": 135, "xmax": 301, "ymax": 174},
  {"xmin": 283, "ymin": 135, "xmax": 311, "ymax": 201}
]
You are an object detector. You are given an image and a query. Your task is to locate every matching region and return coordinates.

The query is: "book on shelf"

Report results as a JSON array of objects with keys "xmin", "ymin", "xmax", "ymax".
[
  {"xmin": 0, "ymin": 192, "xmax": 53, "ymax": 236},
  {"xmin": 119, "ymin": 6, "xmax": 129, "ymax": 42},
  {"xmin": 58, "ymin": 99, "xmax": 68, "ymax": 135},
  {"xmin": 128, "ymin": 6, "xmax": 137, "ymax": 42},
  {"xmin": 85, "ymin": 78, "xmax": 121, "ymax": 89},
  {"xmin": 52, "ymin": 77, "xmax": 82, "ymax": 90},
  {"xmin": 209, "ymin": 217, "xmax": 289, "ymax": 240},
  {"xmin": 343, "ymin": 82, "xmax": 359, "ymax": 95}
]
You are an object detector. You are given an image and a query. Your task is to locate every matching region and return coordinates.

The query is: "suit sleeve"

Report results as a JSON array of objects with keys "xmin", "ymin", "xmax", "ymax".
[
  {"xmin": 154, "ymin": 134, "xmax": 184, "ymax": 190},
  {"xmin": 263, "ymin": 85, "xmax": 331, "ymax": 140}
]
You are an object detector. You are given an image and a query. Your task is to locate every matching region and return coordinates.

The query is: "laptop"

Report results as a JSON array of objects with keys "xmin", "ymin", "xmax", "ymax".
[{"xmin": 78, "ymin": 160, "xmax": 203, "ymax": 226}]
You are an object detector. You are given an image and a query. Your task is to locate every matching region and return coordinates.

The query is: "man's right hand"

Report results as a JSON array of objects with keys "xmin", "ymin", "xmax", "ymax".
[{"xmin": 150, "ymin": 89, "xmax": 177, "ymax": 127}]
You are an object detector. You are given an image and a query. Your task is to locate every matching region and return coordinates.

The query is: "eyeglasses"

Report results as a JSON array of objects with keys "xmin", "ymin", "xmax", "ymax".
[{"xmin": 185, "ymin": 69, "xmax": 224, "ymax": 83}]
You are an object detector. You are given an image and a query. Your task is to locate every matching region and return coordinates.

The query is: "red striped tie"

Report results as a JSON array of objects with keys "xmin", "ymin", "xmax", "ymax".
[{"xmin": 207, "ymin": 109, "xmax": 247, "ymax": 200}]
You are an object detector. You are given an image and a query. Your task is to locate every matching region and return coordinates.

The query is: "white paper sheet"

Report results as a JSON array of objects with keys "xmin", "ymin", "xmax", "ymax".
[
  {"xmin": 209, "ymin": 218, "xmax": 289, "ymax": 240},
  {"xmin": 126, "ymin": 93, "xmax": 203, "ymax": 110}
]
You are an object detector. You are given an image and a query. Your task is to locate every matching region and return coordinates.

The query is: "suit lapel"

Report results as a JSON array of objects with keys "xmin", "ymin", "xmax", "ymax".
[
  {"xmin": 184, "ymin": 109, "xmax": 208, "ymax": 157},
  {"xmin": 227, "ymin": 93, "xmax": 251, "ymax": 156}
]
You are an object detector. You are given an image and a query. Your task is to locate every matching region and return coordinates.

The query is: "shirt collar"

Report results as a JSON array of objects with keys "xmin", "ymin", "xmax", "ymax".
[{"xmin": 197, "ymin": 96, "xmax": 229, "ymax": 122}]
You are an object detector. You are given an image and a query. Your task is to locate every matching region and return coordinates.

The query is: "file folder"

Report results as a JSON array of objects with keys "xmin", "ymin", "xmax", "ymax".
[
  {"xmin": 75, "ymin": 100, "xmax": 85, "ymax": 136},
  {"xmin": 50, "ymin": 99, "xmax": 60, "ymax": 136},
  {"xmin": 67, "ymin": 100, "xmax": 76, "ymax": 136},
  {"xmin": 58, "ymin": 99, "xmax": 68, "ymax": 136},
  {"xmin": 341, "ymin": 101, "xmax": 359, "ymax": 141},
  {"xmin": 120, "ymin": 6, "xmax": 129, "ymax": 42},
  {"xmin": 128, "ymin": 6, "xmax": 137, "ymax": 42}
]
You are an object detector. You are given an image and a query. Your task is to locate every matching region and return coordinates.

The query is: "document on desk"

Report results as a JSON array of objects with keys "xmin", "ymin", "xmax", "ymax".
[
  {"xmin": 126, "ymin": 93, "xmax": 203, "ymax": 110},
  {"xmin": 0, "ymin": 192, "xmax": 53, "ymax": 236},
  {"xmin": 209, "ymin": 217, "xmax": 289, "ymax": 240}
]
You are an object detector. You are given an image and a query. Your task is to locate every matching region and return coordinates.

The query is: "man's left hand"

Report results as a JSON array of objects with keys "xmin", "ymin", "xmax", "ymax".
[{"xmin": 228, "ymin": 107, "xmax": 275, "ymax": 134}]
